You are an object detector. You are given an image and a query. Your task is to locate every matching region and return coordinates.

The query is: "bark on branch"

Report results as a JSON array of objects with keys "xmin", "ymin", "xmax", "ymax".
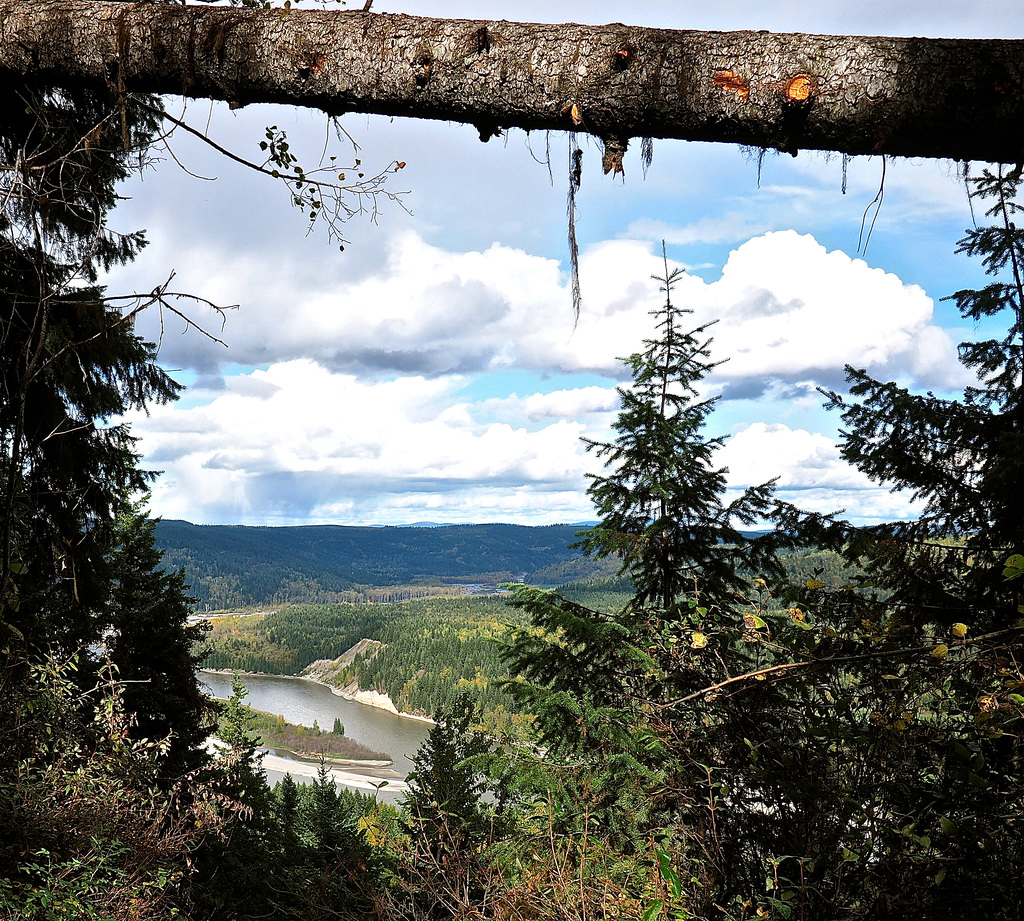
[{"xmin": 2, "ymin": 0, "xmax": 1023, "ymax": 162}]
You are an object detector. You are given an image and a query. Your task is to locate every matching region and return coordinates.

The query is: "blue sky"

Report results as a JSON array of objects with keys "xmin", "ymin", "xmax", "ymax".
[{"xmin": 104, "ymin": 1, "xmax": 1024, "ymax": 527}]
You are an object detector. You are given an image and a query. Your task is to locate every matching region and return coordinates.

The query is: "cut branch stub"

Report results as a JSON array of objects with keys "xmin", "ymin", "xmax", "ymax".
[{"xmin": 785, "ymin": 73, "xmax": 815, "ymax": 101}]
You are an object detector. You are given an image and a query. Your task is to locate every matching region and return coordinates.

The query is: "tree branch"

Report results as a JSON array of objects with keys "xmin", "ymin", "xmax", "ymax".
[
  {"xmin": 1, "ymin": 1, "xmax": 1023, "ymax": 161},
  {"xmin": 663, "ymin": 624, "xmax": 1024, "ymax": 706}
]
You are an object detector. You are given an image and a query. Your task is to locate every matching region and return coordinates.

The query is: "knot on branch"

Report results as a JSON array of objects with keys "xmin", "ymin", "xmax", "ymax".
[
  {"xmin": 611, "ymin": 44, "xmax": 634, "ymax": 73},
  {"xmin": 784, "ymin": 74, "xmax": 815, "ymax": 103},
  {"xmin": 601, "ymin": 136, "xmax": 629, "ymax": 176},
  {"xmin": 778, "ymin": 74, "xmax": 817, "ymax": 156},
  {"xmin": 475, "ymin": 122, "xmax": 502, "ymax": 143},
  {"xmin": 471, "ymin": 26, "xmax": 491, "ymax": 54},
  {"xmin": 412, "ymin": 50, "xmax": 433, "ymax": 86}
]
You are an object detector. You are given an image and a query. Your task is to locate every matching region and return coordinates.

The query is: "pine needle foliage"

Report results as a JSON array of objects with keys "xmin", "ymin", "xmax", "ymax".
[
  {"xmin": 823, "ymin": 165, "xmax": 1024, "ymax": 632},
  {"xmin": 501, "ymin": 247, "xmax": 782, "ymax": 855},
  {"xmin": 576, "ymin": 244, "xmax": 778, "ymax": 616}
]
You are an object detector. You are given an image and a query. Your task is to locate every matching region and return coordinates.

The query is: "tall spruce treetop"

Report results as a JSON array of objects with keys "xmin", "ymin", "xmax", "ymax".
[
  {"xmin": 825, "ymin": 166, "xmax": 1024, "ymax": 630},
  {"xmin": 577, "ymin": 247, "xmax": 778, "ymax": 616},
  {"xmin": 503, "ymin": 250, "xmax": 780, "ymax": 787}
]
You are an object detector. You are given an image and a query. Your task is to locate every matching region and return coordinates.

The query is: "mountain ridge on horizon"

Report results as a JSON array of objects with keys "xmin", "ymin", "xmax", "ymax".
[{"xmin": 155, "ymin": 519, "xmax": 614, "ymax": 609}]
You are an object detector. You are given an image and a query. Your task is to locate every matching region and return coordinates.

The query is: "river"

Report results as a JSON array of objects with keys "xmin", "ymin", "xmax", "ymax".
[{"xmin": 200, "ymin": 671, "xmax": 431, "ymax": 801}]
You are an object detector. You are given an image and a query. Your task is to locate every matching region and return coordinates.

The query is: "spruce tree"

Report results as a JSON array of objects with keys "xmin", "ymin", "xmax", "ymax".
[
  {"xmin": 404, "ymin": 695, "xmax": 495, "ymax": 846},
  {"xmin": 496, "ymin": 195, "xmax": 1024, "ymax": 921},
  {"xmin": 106, "ymin": 504, "xmax": 214, "ymax": 776},
  {"xmin": 399, "ymin": 694, "xmax": 501, "ymax": 917},
  {"xmin": 504, "ymin": 249, "xmax": 778, "ymax": 736},
  {"xmin": 275, "ymin": 772, "xmax": 302, "ymax": 866},
  {"xmin": 0, "ymin": 78, "xmax": 177, "ymax": 660},
  {"xmin": 577, "ymin": 247, "xmax": 778, "ymax": 615},
  {"xmin": 821, "ymin": 167, "xmax": 1024, "ymax": 633},
  {"xmin": 501, "ymin": 250, "xmax": 782, "ymax": 857},
  {"xmin": 783, "ymin": 166, "xmax": 1024, "ymax": 920},
  {"xmin": 0, "ymin": 67, "xmax": 219, "ymax": 790}
]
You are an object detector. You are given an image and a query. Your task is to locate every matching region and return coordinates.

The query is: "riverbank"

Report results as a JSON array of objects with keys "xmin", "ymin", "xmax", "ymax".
[
  {"xmin": 303, "ymin": 650, "xmax": 438, "ymax": 726},
  {"xmin": 336, "ymin": 683, "xmax": 435, "ymax": 726},
  {"xmin": 258, "ymin": 741, "xmax": 392, "ymax": 768},
  {"xmin": 199, "ymin": 669, "xmax": 431, "ymax": 784},
  {"xmin": 202, "ymin": 669, "xmax": 397, "ymax": 766}
]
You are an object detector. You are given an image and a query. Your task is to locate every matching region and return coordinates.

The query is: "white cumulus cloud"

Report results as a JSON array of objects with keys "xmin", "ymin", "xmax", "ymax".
[{"xmin": 720, "ymin": 422, "xmax": 923, "ymax": 523}]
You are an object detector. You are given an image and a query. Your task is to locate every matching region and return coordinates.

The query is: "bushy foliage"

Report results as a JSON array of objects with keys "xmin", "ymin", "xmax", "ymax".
[
  {"xmin": 0, "ymin": 656, "xmax": 225, "ymax": 921},
  {"xmin": 501, "ymin": 251, "xmax": 783, "ymax": 857}
]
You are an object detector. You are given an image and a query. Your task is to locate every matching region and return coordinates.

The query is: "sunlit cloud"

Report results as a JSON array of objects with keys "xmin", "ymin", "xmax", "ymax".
[
  {"xmin": 126, "ymin": 226, "xmax": 968, "ymax": 525},
  {"xmin": 133, "ymin": 360, "xmax": 598, "ymax": 525},
  {"xmin": 720, "ymin": 422, "xmax": 923, "ymax": 524}
]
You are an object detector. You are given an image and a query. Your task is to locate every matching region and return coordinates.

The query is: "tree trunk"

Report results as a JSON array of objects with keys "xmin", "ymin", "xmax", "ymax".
[{"xmin": 2, "ymin": 0, "xmax": 1023, "ymax": 164}]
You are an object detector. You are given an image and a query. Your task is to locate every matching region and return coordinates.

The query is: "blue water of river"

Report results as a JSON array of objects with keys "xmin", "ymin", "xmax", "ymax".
[{"xmin": 200, "ymin": 670, "xmax": 431, "ymax": 801}]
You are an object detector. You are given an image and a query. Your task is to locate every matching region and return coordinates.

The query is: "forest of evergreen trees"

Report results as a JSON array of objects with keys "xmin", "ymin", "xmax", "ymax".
[
  {"xmin": 156, "ymin": 520, "xmax": 614, "ymax": 609},
  {"xmin": 202, "ymin": 596, "xmax": 541, "ymax": 733},
  {"xmin": 200, "ymin": 550, "xmax": 859, "ymax": 730}
]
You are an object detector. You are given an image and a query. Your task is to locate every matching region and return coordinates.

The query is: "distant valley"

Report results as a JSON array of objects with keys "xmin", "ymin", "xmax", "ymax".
[
  {"xmin": 184, "ymin": 521, "xmax": 859, "ymax": 731},
  {"xmin": 155, "ymin": 520, "xmax": 615, "ymax": 609}
]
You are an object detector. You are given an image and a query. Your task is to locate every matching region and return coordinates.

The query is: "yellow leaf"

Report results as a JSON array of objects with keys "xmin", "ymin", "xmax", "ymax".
[{"xmin": 743, "ymin": 612, "xmax": 766, "ymax": 630}]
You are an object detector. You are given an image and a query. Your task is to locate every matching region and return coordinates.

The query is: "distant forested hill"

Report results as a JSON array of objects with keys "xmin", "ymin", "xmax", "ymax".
[{"xmin": 155, "ymin": 520, "xmax": 613, "ymax": 609}]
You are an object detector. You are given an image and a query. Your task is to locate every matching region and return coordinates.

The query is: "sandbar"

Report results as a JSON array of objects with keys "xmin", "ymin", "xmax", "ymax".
[{"xmin": 260, "ymin": 750, "xmax": 409, "ymax": 795}]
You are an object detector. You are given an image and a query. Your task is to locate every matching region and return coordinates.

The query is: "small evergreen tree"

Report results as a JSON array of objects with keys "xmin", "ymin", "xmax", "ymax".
[
  {"xmin": 275, "ymin": 772, "xmax": 302, "ymax": 865},
  {"xmin": 294, "ymin": 763, "xmax": 376, "ymax": 920},
  {"xmin": 404, "ymin": 693, "xmax": 496, "ymax": 853},
  {"xmin": 106, "ymin": 503, "xmax": 214, "ymax": 776},
  {"xmin": 394, "ymin": 694, "xmax": 504, "ymax": 917},
  {"xmin": 190, "ymin": 678, "xmax": 280, "ymax": 921},
  {"xmin": 577, "ymin": 246, "xmax": 778, "ymax": 615}
]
